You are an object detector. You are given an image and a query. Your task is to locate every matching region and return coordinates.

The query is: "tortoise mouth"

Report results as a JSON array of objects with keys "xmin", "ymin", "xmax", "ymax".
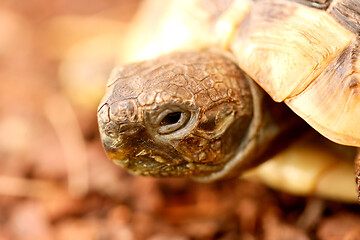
[
  {"xmin": 108, "ymin": 148, "xmax": 226, "ymax": 178},
  {"xmin": 112, "ymin": 156, "xmax": 191, "ymax": 177}
]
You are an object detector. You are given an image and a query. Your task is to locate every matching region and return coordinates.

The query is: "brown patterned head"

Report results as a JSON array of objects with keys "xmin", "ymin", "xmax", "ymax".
[{"xmin": 97, "ymin": 51, "xmax": 254, "ymax": 178}]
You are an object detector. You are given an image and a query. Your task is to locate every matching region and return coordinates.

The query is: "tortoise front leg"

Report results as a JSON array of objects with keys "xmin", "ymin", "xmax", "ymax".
[{"xmin": 247, "ymin": 133, "xmax": 358, "ymax": 203}]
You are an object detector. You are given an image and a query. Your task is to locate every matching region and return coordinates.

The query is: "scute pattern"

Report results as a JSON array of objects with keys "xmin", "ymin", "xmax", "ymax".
[
  {"xmin": 286, "ymin": 37, "xmax": 360, "ymax": 146},
  {"xmin": 231, "ymin": 0, "xmax": 355, "ymax": 102}
]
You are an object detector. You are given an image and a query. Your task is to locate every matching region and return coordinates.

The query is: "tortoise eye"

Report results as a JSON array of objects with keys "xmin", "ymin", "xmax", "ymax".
[
  {"xmin": 146, "ymin": 104, "xmax": 199, "ymax": 138},
  {"xmin": 160, "ymin": 112, "xmax": 182, "ymax": 126},
  {"xmin": 158, "ymin": 110, "xmax": 190, "ymax": 134}
]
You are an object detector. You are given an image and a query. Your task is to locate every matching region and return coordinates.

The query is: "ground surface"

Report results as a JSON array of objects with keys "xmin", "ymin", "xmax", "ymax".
[{"xmin": 0, "ymin": 1, "xmax": 360, "ymax": 239}]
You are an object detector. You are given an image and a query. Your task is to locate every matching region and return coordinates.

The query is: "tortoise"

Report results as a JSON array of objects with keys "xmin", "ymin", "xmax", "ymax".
[{"xmin": 97, "ymin": 0, "xmax": 360, "ymax": 202}]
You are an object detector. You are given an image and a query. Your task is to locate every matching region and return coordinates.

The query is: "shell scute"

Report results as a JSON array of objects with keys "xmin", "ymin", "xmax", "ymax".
[
  {"xmin": 286, "ymin": 37, "xmax": 360, "ymax": 147},
  {"xmin": 231, "ymin": 0, "xmax": 355, "ymax": 102}
]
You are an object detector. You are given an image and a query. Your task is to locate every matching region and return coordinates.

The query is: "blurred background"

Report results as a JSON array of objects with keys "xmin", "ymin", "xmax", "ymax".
[{"xmin": 0, "ymin": 1, "xmax": 360, "ymax": 239}]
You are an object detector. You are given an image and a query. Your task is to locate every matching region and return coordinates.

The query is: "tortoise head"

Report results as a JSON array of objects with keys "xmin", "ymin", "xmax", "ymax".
[{"xmin": 97, "ymin": 51, "xmax": 258, "ymax": 179}]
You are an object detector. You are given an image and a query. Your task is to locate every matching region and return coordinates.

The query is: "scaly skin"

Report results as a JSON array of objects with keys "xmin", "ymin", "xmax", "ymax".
[{"xmin": 97, "ymin": 51, "xmax": 307, "ymax": 181}]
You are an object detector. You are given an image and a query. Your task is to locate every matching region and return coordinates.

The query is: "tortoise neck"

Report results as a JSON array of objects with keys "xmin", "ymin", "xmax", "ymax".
[{"xmin": 195, "ymin": 80, "xmax": 310, "ymax": 182}]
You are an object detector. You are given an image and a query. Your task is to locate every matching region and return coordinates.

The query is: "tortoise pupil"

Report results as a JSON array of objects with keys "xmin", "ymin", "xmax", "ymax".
[{"xmin": 160, "ymin": 112, "xmax": 182, "ymax": 125}]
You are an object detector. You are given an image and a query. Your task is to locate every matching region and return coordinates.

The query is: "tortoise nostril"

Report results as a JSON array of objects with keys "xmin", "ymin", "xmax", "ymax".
[
  {"xmin": 104, "ymin": 122, "xmax": 145, "ymax": 139},
  {"xmin": 160, "ymin": 112, "xmax": 182, "ymax": 126},
  {"xmin": 119, "ymin": 123, "xmax": 143, "ymax": 135},
  {"xmin": 104, "ymin": 121, "xmax": 119, "ymax": 138}
]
